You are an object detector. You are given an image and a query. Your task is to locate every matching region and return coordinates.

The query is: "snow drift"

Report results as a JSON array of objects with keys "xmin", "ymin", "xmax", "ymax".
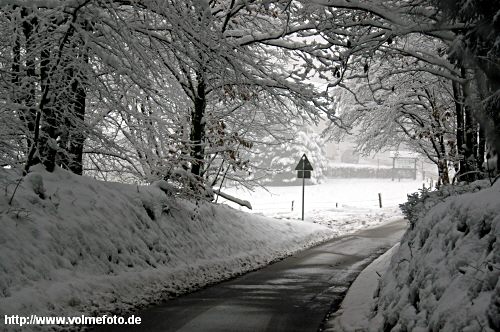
[
  {"xmin": 0, "ymin": 166, "xmax": 334, "ymax": 330},
  {"xmin": 371, "ymin": 181, "xmax": 499, "ymax": 331}
]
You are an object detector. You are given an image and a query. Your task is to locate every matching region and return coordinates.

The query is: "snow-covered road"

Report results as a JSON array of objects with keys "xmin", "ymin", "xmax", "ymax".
[{"xmin": 93, "ymin": 219, "xmax": 407, "ymax": 332}]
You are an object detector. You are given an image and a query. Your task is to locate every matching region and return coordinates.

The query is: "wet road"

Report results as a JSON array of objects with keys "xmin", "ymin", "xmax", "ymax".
[{"xmin": 95, "ymin": 219, "xmax": 407, "ymax": 332}]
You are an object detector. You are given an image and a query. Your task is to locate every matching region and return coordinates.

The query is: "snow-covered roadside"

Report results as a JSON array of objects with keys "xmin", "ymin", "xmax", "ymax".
[
  {"xmin": 323, "ymin": 244, "xmax": 400, "ymax": 332},
  {"xmin": 303, "ymin": 207, "xmax": 404, "ymax": 236},
  {"xmin": 222, "ymin": 178, "xmax": 423, "ymax": 235},
  {"xmin": 370, "ymin": 181, "xmax": 500, "ymax": 332},
  {"xmin": 0, "ymin": 166, "xmax": 335, "ymax": 331}
]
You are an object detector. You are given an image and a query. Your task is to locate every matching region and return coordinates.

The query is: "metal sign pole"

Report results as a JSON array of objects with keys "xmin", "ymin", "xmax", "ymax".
[
  {"xmin": 294, "ymin": 154, "xmax": 313, "ymax": 221},
  {"xmin": 302, "ymin": 173, "xmax": 305, "ymax": 220}
]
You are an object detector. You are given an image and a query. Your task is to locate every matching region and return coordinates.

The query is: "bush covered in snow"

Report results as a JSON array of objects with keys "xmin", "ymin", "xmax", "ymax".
[
  {"xmin": 371, "ymin": 180, "xmax": 500, "ymax": 331},
  {"xmin": 400, "ymin": 181, "xmax": 490, "ymax": 229}
]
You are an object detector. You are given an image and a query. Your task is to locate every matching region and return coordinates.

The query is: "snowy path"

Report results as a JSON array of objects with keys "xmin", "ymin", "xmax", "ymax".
[{"xmin": 93, "ymin": 219, "xmax": 407, "ymax": 332}]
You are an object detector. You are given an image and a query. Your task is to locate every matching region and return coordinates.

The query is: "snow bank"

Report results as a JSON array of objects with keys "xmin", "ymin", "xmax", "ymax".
[
  {"xmin": 324, "ymin": 244, "xmax": 399, "ymax": 332},
  {"xmin": 371, "ymin": 181, "xmax": 500, "ymax": 331},
  {"xmin": 0, "ymin": 166, "xmax": 334, "ymax": 330}
]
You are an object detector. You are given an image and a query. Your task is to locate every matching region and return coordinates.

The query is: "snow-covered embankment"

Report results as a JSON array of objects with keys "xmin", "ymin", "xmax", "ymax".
[
  {"xmin": 371, "ymin": 181, "xmax": 499, "ymax": 331},
  {"xmin": 0, "ymin": 166, "xmax": 334, "ymax": 327}
]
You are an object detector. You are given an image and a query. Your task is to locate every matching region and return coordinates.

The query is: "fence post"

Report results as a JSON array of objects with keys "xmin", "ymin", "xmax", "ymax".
[{"xmin": 378, "ymin": 193, "xmax": 382, "ymax": 208}]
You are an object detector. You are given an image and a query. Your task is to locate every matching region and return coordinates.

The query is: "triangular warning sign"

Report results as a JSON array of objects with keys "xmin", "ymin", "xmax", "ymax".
[{"xmin": 295, "ymin": 154, "xmax": 313, "ymax": 171}]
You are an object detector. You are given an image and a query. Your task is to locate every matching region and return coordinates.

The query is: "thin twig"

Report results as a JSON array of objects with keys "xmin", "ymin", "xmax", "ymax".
[{"xmin": 8, "ymin": 177, "xmax": 23, "ymax": 206}]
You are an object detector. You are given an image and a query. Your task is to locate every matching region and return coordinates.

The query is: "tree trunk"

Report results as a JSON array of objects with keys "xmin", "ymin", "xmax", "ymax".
[
  {"xmin": 463, "ymin": 105, "xmax": 478, "ymax": 182},
  {"xmin": 437, "ymin": 158, "xmax": 450, "ymax": 186},
  {"xmin": 452, "ymin": 80, "xmax": 465, "ymax": 174},
  {"xmin": 11, "ymin": 25, "xmax": 21, "ymax": 115},
  {"xmin": 12, "ymin": 7, "xmax": 40, "ymax": 172},
  {"xmin": 39, "ymin": 47, "xmax": 57, "ymax": 172},
  {"xmin": 22, "ymin": 8, "xmax": 37, "ymax": 148},
  {"xmin": 482, "ymin": 78, "xmax": 500, "ymax": 172},
  {"xmin": 190, "ymin": 74, "xmax": 206, "ymax": 177},
  {"xmin": 65, "ymin": 47, "xmax": 88, "ymax": 175},
  {"xmin": 476, "ymin": 54, "xmax": 500, "ymax": 167},
  {"xmin": 477, "ymin": 125, "xmax": 486, "ymax": 173},
  {"xmin": 38, "ymin": 17, "xmax": 79, "ymax": 173},
  {"xmin": 67, "ymin": 68, "xmax": 86, "ymax": 175},
  {"xmin": 461, "ymin": 67, "xmax": 481, "ymax": 182},
  {"xmin": 438, "ymin": 134, "xmax": 450, "ymax": 185}
]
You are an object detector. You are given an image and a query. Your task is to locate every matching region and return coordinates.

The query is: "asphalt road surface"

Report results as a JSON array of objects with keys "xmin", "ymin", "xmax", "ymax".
[{"xmin": 94, "ymin": 219, "xmax": 407, "ymax": 332}]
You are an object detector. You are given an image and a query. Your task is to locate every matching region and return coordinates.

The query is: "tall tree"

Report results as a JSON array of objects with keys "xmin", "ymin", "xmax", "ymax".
[
  {"xmin": 303, "ymin": 0, "xmax": 492, "ymax": 180},
  {"xmin": 331, "ymin": 53, "xmax": 457, "ymax": 185},
  {"xmin": 129, "ymin": 0, "xmax": 338, "ymax": 188},
  {"xmin": 1, "ymin": 1, "xmax": 341, "ymax": 198},
  {"xmin": 435, "ymin": 0, "xmax": 500, "ymax": 172}
]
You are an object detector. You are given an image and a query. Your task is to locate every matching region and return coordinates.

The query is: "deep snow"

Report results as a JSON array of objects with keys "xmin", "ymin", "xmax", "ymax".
[
  {"xmin": 370, "ymin": 180, "xmax": 500, "ymax": 331},
  {"xmin": 0, "ymin": 166, "xmax": 335, "ymax": 331},
  {"xmin": 328, "ymin": 180, "xmax": 500, "ymax": 332},
  {"xmin": 324, "ymin": 244, "xmax": 400, "ymax": 332},
  {"xmin": 222, "ymin": 178, "xmax": 424, "ymax": 236},
  {"xmin": 0, "ymin": 166, "xmax": 436, "ymax": 332}
]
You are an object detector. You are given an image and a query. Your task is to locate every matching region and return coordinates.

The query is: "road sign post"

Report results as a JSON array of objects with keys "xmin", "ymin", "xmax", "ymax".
[
  {"xmin": 302, "ymin": 175, "xmax": 305, "ymax": 220},
  {"xmin": 295, "ymin": 154, "xmax": 313, "ymax": 220}
]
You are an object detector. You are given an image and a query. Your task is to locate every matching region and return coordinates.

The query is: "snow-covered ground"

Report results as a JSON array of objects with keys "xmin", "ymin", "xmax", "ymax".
[
  {"xmin": 323, "ymin": 180, "xmax": 499, "ymax": 332},
  {"xmin": 0, "ymin": 166, "xmax": 335, "ymax": 331},
  {"xmin": 369, "ymin": 180, "xmax": 500, "ymax": 332},
  {"xmin": 324, "ymin": 244, "xmax": 400, "ymax": 332},
  {"xmin": 0, "ymin": 167, "xmax": 427, "ymax": 331},
  {"xmin": 221, "ymin": 178, "xmax": 424, "ymax": 235},
  {"xmin": 320, "ymin": 179, "xmax": 500, "ymax": 332}
]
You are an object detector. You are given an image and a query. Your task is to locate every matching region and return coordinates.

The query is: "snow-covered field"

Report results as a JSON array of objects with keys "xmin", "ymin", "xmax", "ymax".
[
  {"xmin": 0, "ymin": 166, "xmax": 335, "ymax": 331},
  {"xmin": 221, "ymin": 178, "xmax": 424, "ymax": 235}
]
